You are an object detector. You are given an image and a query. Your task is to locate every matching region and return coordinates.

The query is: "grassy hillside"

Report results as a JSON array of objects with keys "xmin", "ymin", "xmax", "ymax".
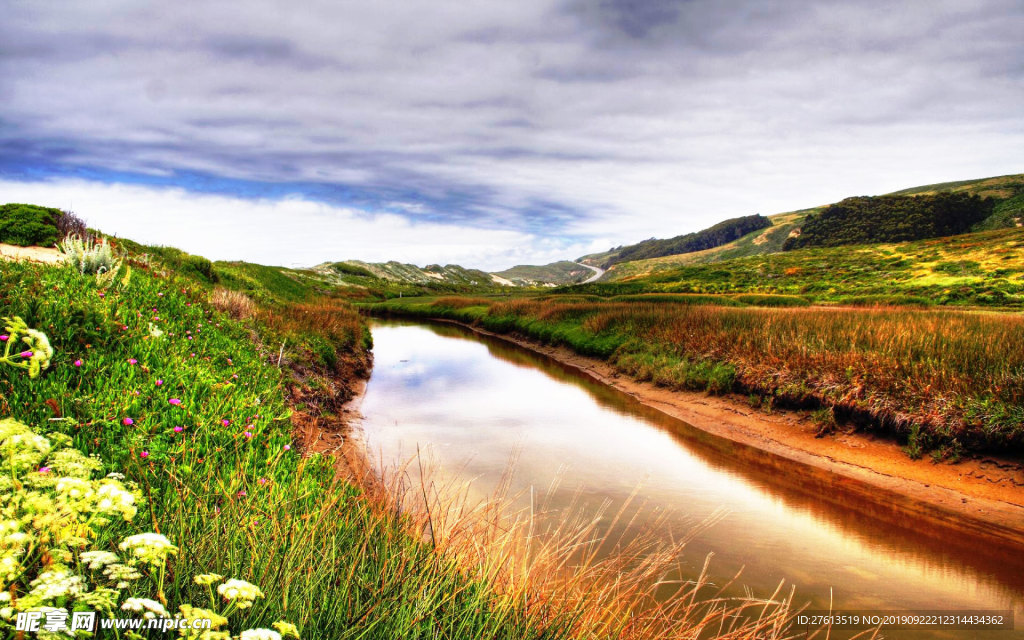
[
  {"xmin": 0, "ymin": 245, "xmax": 572, "ymax": 638},
  {"xmin": 594, "ymin": 173, "xmax": 1024, "ymax": 279},
  {"xmin": 492, "ymin": 260, "xmax": 591, "ymax": 286},
  {"xmin": 582, "ymin": 215, "xmax": 772, "ymax": 269},
  {"xmin": 585, "ymin": 227, "xmax": 1024, "ymax": 308}
]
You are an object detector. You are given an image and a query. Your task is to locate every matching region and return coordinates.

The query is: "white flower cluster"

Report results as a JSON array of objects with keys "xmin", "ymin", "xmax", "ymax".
[
  {"xmin": 119, "ymin": 533, "xmax": 179, "ymax": 567},
  {"xmin": 0, "ymin": 420, "xmax": 301, "ymax": 639},
  {"xmin": 217, "ymin": 578, "xmax": 265, "ymax": 609}
]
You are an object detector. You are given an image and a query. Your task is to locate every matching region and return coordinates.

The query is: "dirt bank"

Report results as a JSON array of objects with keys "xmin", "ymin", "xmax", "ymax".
[{"xmin": 407, "ymin": 317, "xmax": 1024, "ymax": 549}]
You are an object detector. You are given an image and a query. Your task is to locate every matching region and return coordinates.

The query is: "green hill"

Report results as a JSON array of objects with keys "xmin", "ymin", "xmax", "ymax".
[{"xmin": 596, "ymin": 173, "xmax": 1023, "ymax": 281}]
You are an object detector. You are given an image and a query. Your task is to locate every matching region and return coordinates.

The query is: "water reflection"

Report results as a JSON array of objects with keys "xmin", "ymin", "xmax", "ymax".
[{"xmin": 360, "ymin": 320, "xmax": 1023, "ymax": 639}]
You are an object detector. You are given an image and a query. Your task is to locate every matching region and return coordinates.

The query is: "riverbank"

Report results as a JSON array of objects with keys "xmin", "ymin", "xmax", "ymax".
[{"xmin": 368, "ymin": 312, "xmax": 1024, "ymax": 550}]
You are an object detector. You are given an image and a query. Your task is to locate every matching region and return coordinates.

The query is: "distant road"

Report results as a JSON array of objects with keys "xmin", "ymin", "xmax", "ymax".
[{"xmin": 575, "ymin": 262, "xmax": 605, "ymax": 284}]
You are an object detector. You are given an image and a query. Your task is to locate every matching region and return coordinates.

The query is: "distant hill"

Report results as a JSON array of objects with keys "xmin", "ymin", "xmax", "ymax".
[
  {"xmin": 595, "ymin": 172, "xmax": 1023, "ymax": 281},
  {"xmin": 313, "ymin": 259, "xmax": 590, "ymax": 288},
  {"xmin": 491, "ymin": 261, "xmax": 592, "ymax": 286},
  {"xmin": 580, "ymin": 214, "xmax": 772, "ymax": 269}
]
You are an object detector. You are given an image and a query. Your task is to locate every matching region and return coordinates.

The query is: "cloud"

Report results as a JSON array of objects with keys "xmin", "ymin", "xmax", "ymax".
[
  {"xmin": 0, "ymin": 178, "xmax": 602, "ymax": 270},
  {"xmin": 0, "ymin": 0, "xmax": 1021, "ymax": 260}
]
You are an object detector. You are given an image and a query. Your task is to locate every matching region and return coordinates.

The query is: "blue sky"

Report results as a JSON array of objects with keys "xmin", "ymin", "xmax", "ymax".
[{"xmin": 1, "ymin": 0, "xmax": 1022, "ymax": 269}]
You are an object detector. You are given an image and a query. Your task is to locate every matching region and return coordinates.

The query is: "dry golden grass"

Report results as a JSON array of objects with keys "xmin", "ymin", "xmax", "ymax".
[{"xmin": 209, "ymin": 286, "xmax": 257, "ymax": 319}]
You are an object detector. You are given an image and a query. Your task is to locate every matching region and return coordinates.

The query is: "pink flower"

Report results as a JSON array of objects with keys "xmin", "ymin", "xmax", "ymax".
[
  {"xmin": 283, "ymin": 444, "xmax": 291, "ymax": 451},
  {"xmin": 173, "ymin": 426, "xmax": 184, "ymax": 433},
  {"xmin": 140, "ymin": 451, "xmax": 149, "ymax": 459},
  {"xmin": 74, "ymin": 359, "xmax": 83, "ymax": 367},
  {"xmin": 19, "ymin": 351, "xmax": 32, "ymax": 358},
  {"xmin": 222, "ymin": 419, "xmax": 230, "ymax": 427},
  {"xmin": 128, "ymin": 358, "xmax": 137, "ymax": 365},
  {"xmin": 158, "ymin": 293, "xmax": 163, "ymax": 297},
  {"xmin": 98, "ymin": 292, "xmax": 105, "ymax": 298},
  {"xmin": 0, "ymin": 335, "xmax": 8, "ymax": 342},
  {"xmin": 121, "ymin": 325, "xmax": 128, "ymax": 331},
  {"xmin": 258, "ymin": 477, "xmax": 268, "ymax": 485},
  {"xmin": 168, "ymin": 398, "xmax": 181, "ymax": 405},
  {"xmin": 38, "ymin": 466, "xmax": 51, "ymax": 473},
  {"xmin": 123, "ymin": 417, "xmax": 134, "ymax": 426},
  {"xmin": 244, "ymin": 431, "xmax": 253, "ymax": 439},
  {"xmin": 237, "ymin": 490, "xmax": 247, "ymax": 497},
  {"xmin": 155, "ymin": 379, "xmax": 163, "ymax": 386}
]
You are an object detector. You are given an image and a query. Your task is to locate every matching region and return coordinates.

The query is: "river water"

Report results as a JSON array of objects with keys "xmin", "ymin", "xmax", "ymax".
[{"xmin": 359, "ymin": 320, "xmax": 1023, "ymax": 639}]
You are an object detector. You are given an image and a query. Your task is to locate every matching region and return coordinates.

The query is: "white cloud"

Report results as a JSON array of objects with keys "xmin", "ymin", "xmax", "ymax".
[{"xmin": 0, "ymin": 178, "xmax": 595, "ymax": 270}]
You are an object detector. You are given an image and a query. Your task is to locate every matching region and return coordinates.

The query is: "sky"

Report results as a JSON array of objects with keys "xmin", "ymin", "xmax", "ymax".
[{"xmin": 1, "ymin": 0, "xmax": 1022, "ymax": 270}]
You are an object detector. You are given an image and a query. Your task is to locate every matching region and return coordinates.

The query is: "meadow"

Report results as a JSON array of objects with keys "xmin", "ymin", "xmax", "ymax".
[
  {"xmin": 1, "ymin": 246, "xmax": 795, "ymax": 639},
  {"xmin": 369, "ymin": 296, "xmax": 1024, "ymax": 458}
]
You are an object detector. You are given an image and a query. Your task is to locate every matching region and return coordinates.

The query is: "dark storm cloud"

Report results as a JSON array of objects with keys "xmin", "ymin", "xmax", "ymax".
[{"xmin": 0, "ymin": 0, "xmax": 1021, "ymax": 260}]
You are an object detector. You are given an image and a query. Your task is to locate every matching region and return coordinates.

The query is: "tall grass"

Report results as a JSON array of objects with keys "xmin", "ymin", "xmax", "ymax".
[{"xmin": 369, "ymin": 297, "xmax": 1024, "ymax": 455}]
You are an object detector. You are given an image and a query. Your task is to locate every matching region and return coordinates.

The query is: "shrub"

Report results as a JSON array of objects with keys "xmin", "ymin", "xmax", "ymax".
[
  {"xmin": 210, "ymin": 288, "xmax": 256, "ymax": 319},
  {"xmin": 0, "ymin": 203, "xmax": 61, "ymax": 247},
  {"xmin": 55, "ymin": 209, "xmax": 89, "ymax": 241},
  {"xmin": 58, "ymin": 234, "xmax": 122, "ymax": 276}
]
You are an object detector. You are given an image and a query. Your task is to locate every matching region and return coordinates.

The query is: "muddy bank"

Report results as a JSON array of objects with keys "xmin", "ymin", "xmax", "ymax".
[{"xmin": 383, "ymin": 316, "xmax": 1024, "ymax": 549}]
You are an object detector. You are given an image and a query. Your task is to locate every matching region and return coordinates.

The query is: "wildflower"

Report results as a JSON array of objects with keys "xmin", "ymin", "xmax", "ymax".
[
  {"xmin": 103, "ymin": 563, "xmax": 142, "ymax": 588},
  {"xmin": 272, "ymin": 621, "xmax": 300, "ymax": 639},
  {"xmin": 0, "ymin": 335, "xmax": 7, "ymax": 341},
  {"xmin": 19, "ymin": 350, "xmax": 33, "ymax": 358},
  {"xmin": 128, "ymin": 358, "xmax": 137, "ymax": 365},
  {"xmin": 283, "ymin": 444, "xmax": 291, "ymax": 451},
  {"xmin": 123, "ymin": 417, "xmax": 134, "ymax": 426},
  {"xmin": 169, "ymin": 398, "xmax": 182, "ymax": 405},
  {"xmin": 156, "ymin": 379, "xmax": 163, "ymax": 386},
  {"xmin": 193, "ymin": 573, "xmax": 224, "ymax": 586},
  {"xmin": 98, "ymin": 293, "xmax": 105, "ymax": 298},
  {"xmin": 174, "ymin": 426, "xmax": 184, "ymax": 433},
  {"xmin": 178, "ymin": 604, "xmax": 228, "ymax": 631},
  {"xmin": 38, "ymin": 466, "xmax": 51, "ymax": 473},
  {"xmin": 240, "ymin": 629, "xmax": 282, "ymax": 640},
  {"xmin": 122, "ymin": 597, "xmax": 170, "ymax": 619},
  {"xmin": 217, "ymin": 579, "xmax": 264, "ymax": 608},
  {"xmin": 140, "ymin": 451, "xmax": 149, "ymax": 459},
  {"xmin": 237, "ymin": 490, "xmax": 247, "ymax": 497},
  {"xmin": 119, "ymin": 532, "xmax": 178, "ymax": 566},
  {"xmin": 222, "ymin": 419, "xmax": 230, "ymax": 427},
  {"xmin": 244, "ymin": 431, "xmax": 253, "ymax": 439},
  {"xmin": 74, "ymin": 359, "xmax": 82, "ymax": 367},
  {"xmin": 80, "ymin": 550, "xmax": 120, "ymax": 570},
  {"xmin": 258, "ymin": 477, "xmax": 267, "ymax": 485}
]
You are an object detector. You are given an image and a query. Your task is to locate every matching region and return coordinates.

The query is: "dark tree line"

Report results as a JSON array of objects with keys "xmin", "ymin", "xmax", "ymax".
[
  {"xmin": 783, "ymin": 193, "xmax": 995, "ymax": 250},
  {"xmin": 603, "ymin": 214, "xmax": 772, "ymax": 268}
]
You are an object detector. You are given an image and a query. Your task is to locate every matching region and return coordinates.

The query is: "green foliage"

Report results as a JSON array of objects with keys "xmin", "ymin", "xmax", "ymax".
[
  {"xmin": 0, "ymin": 203, "xmax": 62, "ymax": 247},
  {"xmin": 58, "ymin": 234, "xmax": 122, "ymax": 276},
  {"xmin": 783, "ymin": 193, "xmax": 995, "ymax": 250},
  {"xmin": 600, "ymin": 214, "xmax": 773, "ymax": 268}
]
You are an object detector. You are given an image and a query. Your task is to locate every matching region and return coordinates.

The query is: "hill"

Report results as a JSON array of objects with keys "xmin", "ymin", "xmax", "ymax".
[
  {"xmin": 580, "ymin": 214, "xmax": 772, "ymax": 269},
  {"xmin": 492, "ymin": 260, "xmax": 592, "ymax": 286},
  {"xmin": 595, "ymin": 173, "xmax": 1023, "ymax": 281}
]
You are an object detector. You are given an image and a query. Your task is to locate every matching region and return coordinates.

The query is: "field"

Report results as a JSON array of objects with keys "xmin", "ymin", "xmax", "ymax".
[{"xmin": 369, "ymin": 296, "xmax": 1024, "ymax": 458}]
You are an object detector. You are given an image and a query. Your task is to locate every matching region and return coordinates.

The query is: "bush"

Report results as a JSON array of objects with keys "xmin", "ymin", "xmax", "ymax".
[
  {"xmin": 0, "ymin": 203, "xmax": 61, "ymax": 247},
  {"xmin": 55, "ymin": 209, "xmax": 89, "ymax": 240},
  {"xmin": 210, "ymin": 287, "xmax": 256, "ymax": 319},
  {"xmin": 58, "ymin": 234, "xmax": 122, "ymax": 276}
]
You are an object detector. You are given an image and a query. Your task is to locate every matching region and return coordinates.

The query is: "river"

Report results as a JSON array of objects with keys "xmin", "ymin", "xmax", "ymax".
[{"xmin": 359, "ymin": 320, "xmax": 1023, "ymax": 639}]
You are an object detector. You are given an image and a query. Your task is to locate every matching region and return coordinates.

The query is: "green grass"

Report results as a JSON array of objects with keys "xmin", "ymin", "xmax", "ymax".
[{"xmin": 0, "ymin": 259, "xmax": 581, "ymax": 639}]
